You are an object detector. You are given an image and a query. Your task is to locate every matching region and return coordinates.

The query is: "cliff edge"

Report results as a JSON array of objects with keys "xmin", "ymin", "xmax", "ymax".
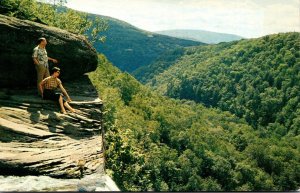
[
  {"xmin": 0, "ymin": 14, "xmax": 118, "ymax": 191},
  {"xmin": 0, "ymin": 75, "xmax": 104, "ymax": 178}
]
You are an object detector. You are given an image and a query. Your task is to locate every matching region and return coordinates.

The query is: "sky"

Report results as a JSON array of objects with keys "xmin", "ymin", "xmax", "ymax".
[{"xmin": 65, "ymin": 0, "xmax": 300, "ymax": 38}]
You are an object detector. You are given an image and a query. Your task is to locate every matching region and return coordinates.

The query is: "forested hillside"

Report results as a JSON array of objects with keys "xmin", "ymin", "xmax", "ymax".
[
  {"xmin": 0, "ymin": 0, "xmax": 107, "ymax": 42},
  {"xmin": 1, "ymin": 0, "xmax": 299, "ymax": 191},
  {"xmin": 144, "ymin": 32, "xmax": 300, "ymax": 136},
  {"xmin": 90, "ymin": 14, "xmax": 203, "ymax": 72},
  {"xmin": 89, "ymin": 54, "xmax": 300, "ymax": 191},
  {"xmin": 132, "ymin": 47, "xmax": 186, "ymax": 83}
]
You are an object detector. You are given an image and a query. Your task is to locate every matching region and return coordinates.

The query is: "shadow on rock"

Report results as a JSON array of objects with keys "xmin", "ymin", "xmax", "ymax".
[
  {"xmin": 27, "ymin": 101, "xmax": 61, "ymax": 133},
  {"xmin": 27, "ymin": 103, "xmax": 41, "ymax": 124},
  {"xmin": 43, "ymin": 110, "xmax": 60, "ymax": 133},
  {"xmin": 62, "ymin": 121, "xmax": 95, "ymax": 140}
]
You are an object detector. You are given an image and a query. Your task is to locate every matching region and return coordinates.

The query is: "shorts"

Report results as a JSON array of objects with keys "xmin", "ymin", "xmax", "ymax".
[{"xmin": 43, "ymin": 89, "xmax": 65, "ymax": 102}]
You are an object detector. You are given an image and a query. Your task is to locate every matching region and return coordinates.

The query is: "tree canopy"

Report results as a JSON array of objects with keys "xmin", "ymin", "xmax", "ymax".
[
  {"xmin": 1, "ymin": 1, "xmax": 299, "ymax": 190},
  {"xmin": 140, "ymin": 32, "xmax": 300, "ymax": 136},
  {"xmin": 89, "ymin": 54, "xmax": 300, "ymax": 191},
  {"xmin": 0, "ymin": 0, "xmax": 108, "ymax": 43}
]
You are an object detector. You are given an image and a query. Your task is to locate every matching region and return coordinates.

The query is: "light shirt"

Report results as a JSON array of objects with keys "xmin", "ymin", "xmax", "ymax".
[{"xmin": 32, "ymin": 46, "xmax": 48, "ymax": 68}]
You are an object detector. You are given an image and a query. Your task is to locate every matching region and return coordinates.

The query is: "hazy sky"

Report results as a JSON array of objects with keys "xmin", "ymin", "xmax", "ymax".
[{"xmin": 66, "ymin": 0, "xmax": 300, "ymax": 38}]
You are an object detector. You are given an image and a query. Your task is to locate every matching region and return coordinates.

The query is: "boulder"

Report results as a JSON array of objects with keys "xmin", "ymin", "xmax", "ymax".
[{"xmin": 0, "ymin": 14, "xmax": 98, "ymax": 88}]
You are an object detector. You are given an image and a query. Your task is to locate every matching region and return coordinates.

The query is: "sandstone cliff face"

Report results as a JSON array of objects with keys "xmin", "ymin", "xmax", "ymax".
[
  {"xmin": 0, "ymin": 75, "xmax": 105, "ymax": 179},
  {"xmin": 0, "ymin": 14, "xmax": 98, "ymax": 87},
  {"xmin": 0, "ymin": 15, "xmax": 113, "ymax": 190}
]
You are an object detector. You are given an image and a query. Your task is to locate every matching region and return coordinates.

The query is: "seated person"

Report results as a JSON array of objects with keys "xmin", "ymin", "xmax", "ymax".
[{"xmin": 39, "ymin": 67, "xmax": 75, "ymax": 114}]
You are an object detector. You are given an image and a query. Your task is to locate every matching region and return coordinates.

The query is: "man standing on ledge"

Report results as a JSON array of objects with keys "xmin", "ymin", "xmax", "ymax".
[{"xmin": 32, "ymin": 37, "xmax": 58, "ymax": 96}]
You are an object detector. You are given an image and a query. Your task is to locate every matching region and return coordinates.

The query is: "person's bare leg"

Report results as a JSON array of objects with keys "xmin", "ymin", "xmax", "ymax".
[
  {"xmin": 64, "ymin": 101, "xmax": 76, "ymax": 113},
  {"xmin": 59, "ymin": 95, "xmax": 67, "ymax": 114}
]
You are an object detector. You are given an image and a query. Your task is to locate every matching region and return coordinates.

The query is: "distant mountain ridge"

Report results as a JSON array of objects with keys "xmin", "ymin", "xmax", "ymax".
[
  {"xmin": 88, "ymin": 14, "xmax": 204, "ymax": 72},
  {"xmin": 156, "ymin": 29, "xmax": 243, "ymax": 44}
]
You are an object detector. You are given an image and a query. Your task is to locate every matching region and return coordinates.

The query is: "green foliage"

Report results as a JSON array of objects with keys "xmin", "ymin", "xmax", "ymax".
[
  {"xmin": 0, "ymin": 0, "xmax": 38, "ymax": 20},
  {"xmin": 2, "ymin": 1, "xmax": 298, "ymax": 190},
  {"xmin": 92, "ymin": 16, "xmax": 203, "ymax": 72},
  {"xmin": 132, "ymin": 47, "xmax": 186, "ymax": 83},
  {"xmin": 89, "ymin": 54, "xmax": 300, "ymax": 191},
  {"xmin": 0, "ymin": 0, "xmax": 108, "ymax": 43},
  {"xmin": 142, "ymin": 32, "xmax": 300, "ymax": 136}
]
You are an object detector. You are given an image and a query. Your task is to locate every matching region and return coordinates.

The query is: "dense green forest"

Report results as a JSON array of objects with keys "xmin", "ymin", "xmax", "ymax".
[
  {"xmin": 1, "ymin": 0, "xmax": 299, "ymax": 191},
  {"xmin": 90, "ymin": 14, "xmax": 203, "ymax": 73},
  {"xmin": 0, "ymin": 0, "xmax": 108, "ymax": 43},
  {"xmin": 141, "ymin": 32, "xmax": 300, "ymax": 136},
  {"xmin": 132, "ymin": 47, "xmax": 186, "ymax": 83},
  {"xmin": 89, "ymin": 55, "xmax": 300, "ymax": 191}
]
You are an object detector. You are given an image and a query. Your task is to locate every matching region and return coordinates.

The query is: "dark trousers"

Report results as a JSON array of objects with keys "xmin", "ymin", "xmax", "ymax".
[{"xmin": 43, "ymin": 89, "xmax": 65, "ymax": 102}]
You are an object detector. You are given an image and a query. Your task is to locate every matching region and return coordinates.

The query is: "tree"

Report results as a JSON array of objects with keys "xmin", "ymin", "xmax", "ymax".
[{"xmin": 1, "ymin": 0, "xmax": 108, "ymax": 44}]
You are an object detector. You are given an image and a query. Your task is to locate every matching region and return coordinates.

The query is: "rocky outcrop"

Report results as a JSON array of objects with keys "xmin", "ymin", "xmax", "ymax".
[
  {"xmin": 0, "ymin": 14, "xmax": 98, "ymax": 87},
  {"xmin": 0, "ymin": 75, "xmax": 105, "ymax": 179}
]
